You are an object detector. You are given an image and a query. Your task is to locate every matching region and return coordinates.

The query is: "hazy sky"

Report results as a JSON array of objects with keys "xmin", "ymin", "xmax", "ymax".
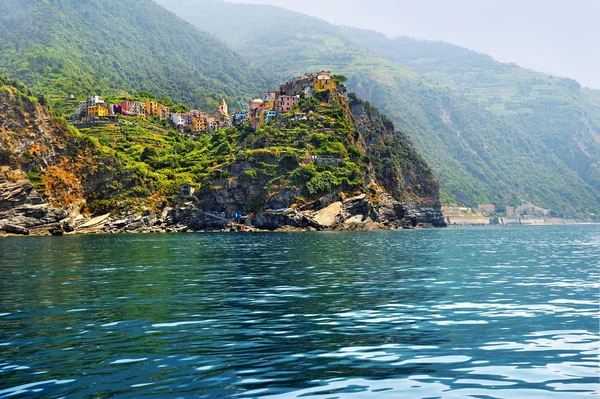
[{"xmin": 231, "ymin": 0, "xmax": 600, "ymax": 89}]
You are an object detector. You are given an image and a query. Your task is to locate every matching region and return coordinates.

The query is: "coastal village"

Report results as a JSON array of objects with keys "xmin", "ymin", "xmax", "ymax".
[
  {"xmin": 69, "ymin": 71, "xmax": 338, "ymax": 132},
  {"xmin": 66, "ymin": 70, "xmax": 560, "ymax": 227}
]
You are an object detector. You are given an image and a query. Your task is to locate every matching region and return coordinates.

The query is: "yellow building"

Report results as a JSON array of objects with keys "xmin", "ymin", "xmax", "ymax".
[
  {"xmin": 254, "ymin": 109, "xmax": 266, "ymax": 127},
  {"xmin": 314, "ymin": 72, "xmax": 336, "ymax": 91},
  {"xmin": 158, "ymin": 104, "xmax": 170, "ymax": 121},
  {"xmin": 264, "ymin": 100, "xmax": 276, "ymax": 110},
  {"xmin": 145, "ymin": 100, "xmax": 158, "ymax": 117},
  {"xmin": 87, "ymin": 105, "xmax": 109, "ymax": 118},
  {"xmin": 190, "ymin": 116, "xmax": 207, "ymax": 132}
]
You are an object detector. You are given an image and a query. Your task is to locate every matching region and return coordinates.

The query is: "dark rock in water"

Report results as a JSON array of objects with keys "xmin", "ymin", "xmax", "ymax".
[
  {"xmin": 62, "ymin": 222, "xmax": 75, "ymax": 233},
  {"xmin": 50, "ymin": 227, "xmax": 65, "ymax": 236},
  {"xmin": 3, "ymin": 224, "xmax": 30, "ymax": 235}
]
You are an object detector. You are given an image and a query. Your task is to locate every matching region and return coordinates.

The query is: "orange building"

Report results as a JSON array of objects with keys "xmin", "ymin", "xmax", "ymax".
[
  {"xmin": 145, "ymin": 100, "xmax": 158, "ymax": 117},
  {"xmin": 314, "ymin": 72, "xmax": 336, "ymax": 91}
]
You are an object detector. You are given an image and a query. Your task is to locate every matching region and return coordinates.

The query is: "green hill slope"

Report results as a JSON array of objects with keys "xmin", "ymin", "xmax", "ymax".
[
  {"xmin": 0, "ymin": 0, "xmax": 270, "ymax": 110},
  {"xmin": 154, "ymin": 0, "xmax": 599, "ymax": 216},
  {"xmin": 340, "ymin": 28, "xmax": 600, "ymax": 196}
]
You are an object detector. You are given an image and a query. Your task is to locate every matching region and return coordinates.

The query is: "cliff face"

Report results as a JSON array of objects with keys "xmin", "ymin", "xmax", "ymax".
[
  {"xmin": 0, "ymin": 77, "xmax": 147, "ymax": 234},
  {"xmin": 0, "ymin": 82, "xmax": 78, "ymax": 233}
]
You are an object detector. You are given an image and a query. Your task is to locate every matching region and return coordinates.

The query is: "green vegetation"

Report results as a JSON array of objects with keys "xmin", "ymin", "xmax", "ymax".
[
  {"xmin": 341, "ymin": 27, "xmax": 600, "ymax": 199},
  {"xmin": 0, "ymin": 0, "xmax": 270, "ymax": 111},
  {"xmin": 157, "ymin": 0, "xmax": 599, "ymax": 216},
  {"xmin": 2, "ymin": 75, "xmax": 434, "ymax": 215},
  {"xmin": 2, "ymin": 0, "xmax": 596, "ymax": 216}
]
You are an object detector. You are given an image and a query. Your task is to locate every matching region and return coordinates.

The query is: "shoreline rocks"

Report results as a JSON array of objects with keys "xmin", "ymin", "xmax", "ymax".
[{"xmin": 0, "ymin": 182, "xmax": 446, "ymax": 237}]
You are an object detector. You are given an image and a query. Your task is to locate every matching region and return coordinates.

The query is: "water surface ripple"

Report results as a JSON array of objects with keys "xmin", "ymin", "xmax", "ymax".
[{"xmin": 0, "ymin": 226, "xmax": 598, "ymax": 398}]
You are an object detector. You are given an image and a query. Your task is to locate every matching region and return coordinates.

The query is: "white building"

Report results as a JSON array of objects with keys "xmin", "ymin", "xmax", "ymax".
[
  {"xmin": 170, "ymin": 113, "xmax": 187, "ymax": 127},
  {"xmin": 86, "ymin": 95, "xmax": 104, "ymax": 108}
]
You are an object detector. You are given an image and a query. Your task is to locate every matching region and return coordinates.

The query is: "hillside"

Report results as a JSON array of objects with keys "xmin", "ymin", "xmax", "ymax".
[
  {"xmin": 0, "ymin": 0, "xmax": 270, "ymax": 111},
  {"xmin": 1, "ymin": 75, "xmax": 444, "ymax": 235},
  {"xmin": 340, "ymin": 28, "xmax": 600, "ymax": 197},
  {"xmin": 154, "ymin": 0, "xmax": 599, "ymax": 216}
]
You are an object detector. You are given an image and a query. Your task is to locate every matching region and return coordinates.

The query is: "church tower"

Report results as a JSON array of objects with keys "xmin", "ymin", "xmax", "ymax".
[{"xmin": 219, "ymin": 98, "xmax": 228, "ymax": 116}]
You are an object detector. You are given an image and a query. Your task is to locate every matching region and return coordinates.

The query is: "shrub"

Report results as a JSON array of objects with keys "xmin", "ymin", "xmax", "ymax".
[{"xmin": 306, "ymin": 171, "xmax": 338, "ymax": 195}]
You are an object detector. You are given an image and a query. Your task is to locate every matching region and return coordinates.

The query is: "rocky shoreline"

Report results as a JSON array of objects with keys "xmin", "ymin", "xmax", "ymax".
[{"xmin": 1, "ymin": 174, "xmax": 445, "ymax": 237}]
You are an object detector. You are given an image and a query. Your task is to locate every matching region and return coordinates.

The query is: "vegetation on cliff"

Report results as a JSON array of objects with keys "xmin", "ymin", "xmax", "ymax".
[{"xmin": 1, "ymin": 76, "xmax": 439, "ymax": 222}]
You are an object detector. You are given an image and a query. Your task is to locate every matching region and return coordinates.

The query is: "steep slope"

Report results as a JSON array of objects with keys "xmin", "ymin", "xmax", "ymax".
[
  {"xmin": 340, "ymin": 28, "xmax": 600, "ymax": 196},
  {"xmin": 175, "ymin": 88, "xmax": 444, "ymax": 230},
  {"xmin": 0, "ymin": 0, "xmax": 270, "ymax": 110},
  {"xmin": 0, "ymin": 75, "xmax": 151, "ymax": 233},
  {"xmin": 154, "ymin": 0, "xmax": 599, "ymax": 216}
]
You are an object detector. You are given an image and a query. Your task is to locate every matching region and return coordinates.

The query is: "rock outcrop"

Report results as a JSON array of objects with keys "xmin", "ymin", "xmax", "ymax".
[{"xmin": 0, "ymin": 168, "xmax": 73, "ymax": 235}]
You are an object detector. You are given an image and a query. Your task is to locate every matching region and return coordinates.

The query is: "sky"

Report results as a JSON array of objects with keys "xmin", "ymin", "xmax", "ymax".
[{"xmin": 230, "ymin": 0, "xmax": 600, "ymax": 89}]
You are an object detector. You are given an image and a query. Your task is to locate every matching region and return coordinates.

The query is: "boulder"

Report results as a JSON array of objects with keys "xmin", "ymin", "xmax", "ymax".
[
  {"xmin": 49, "ymin": 227, "xmax": 65, "ymax": 236},
  {"xmin": 125, "ymin": 220, "xmax": 145, "ymax": 231},
  {"xmin": 143, "ymin": 214, "xmax": 157, "ymax": 227},
  {"xmin": 2, "ymin": 224, "xmax": 30, "ymax": 235},
  {"xmin": 314, "ymin": 201, "xmax": 343, "ymax": 228}
]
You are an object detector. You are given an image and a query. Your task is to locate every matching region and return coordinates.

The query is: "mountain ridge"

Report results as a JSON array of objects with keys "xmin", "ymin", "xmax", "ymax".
[{"xmin": 0, "ymin": 0, "xmax": 271, "ymax": 110}]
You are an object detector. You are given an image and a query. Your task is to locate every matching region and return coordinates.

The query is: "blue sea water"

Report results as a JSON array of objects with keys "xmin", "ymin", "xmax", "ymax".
[{"xmin": 0, "ymin": 225, "xmax": 598, "ymax": 398}]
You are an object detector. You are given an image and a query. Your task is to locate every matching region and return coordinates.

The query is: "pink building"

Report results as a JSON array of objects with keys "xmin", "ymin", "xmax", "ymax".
[
  {"xmin": 277, "ymin": 95, "xmax": 300, "ymax": 114},
  {"xmin": 122, "ymin": 100, "xmax": 143, "ymax": 116}
]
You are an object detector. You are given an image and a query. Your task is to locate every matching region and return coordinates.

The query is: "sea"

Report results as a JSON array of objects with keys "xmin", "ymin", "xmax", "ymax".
[{"xmin": 0, "ymin": 225, "xmax": 598, "ymax": 398}]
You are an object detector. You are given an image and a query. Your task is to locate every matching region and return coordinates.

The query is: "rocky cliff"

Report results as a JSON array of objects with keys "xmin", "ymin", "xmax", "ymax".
[
  {"xmin": 172, "ymin": 89, "xmax": 445, "ymax": 231},
  {"xmin": 0, "ymin": 76, "xmax": 149, "ymax": 235}
]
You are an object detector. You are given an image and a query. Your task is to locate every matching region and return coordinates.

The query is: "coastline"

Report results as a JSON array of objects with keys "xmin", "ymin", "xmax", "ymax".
[
  {"xmin": 1, "ymin": 216, "xmax": 595, "ymax": 238},
  {"xmin": 0, "ymin": 194, "xmax": 446, "ymax": 237}
]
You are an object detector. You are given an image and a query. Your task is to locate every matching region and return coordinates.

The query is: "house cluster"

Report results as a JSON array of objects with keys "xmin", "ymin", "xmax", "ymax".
[
  {"xmin": 169, "ymin": 99, "xmax": 232, "ymax": 132},
  {"xmin": 245, "ymin": 71, "xmax": 336, "ymax": 128},
  {"xmin": 73, "ymin": 71, "xmax": 337, "ymax": 132},
  {"xmin": 74, "ymin": 96, "xmax": 170, "ymax": 122}
]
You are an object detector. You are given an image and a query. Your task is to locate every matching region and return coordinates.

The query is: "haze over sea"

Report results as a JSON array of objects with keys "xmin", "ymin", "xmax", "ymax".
[{"xmin": 0, "ymin": 225, "xmax": 598, "ymax": 398}]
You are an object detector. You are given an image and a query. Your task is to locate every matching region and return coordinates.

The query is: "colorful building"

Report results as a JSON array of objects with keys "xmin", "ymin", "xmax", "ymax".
[
  {"xmin": 189, "ymin": 115, "xmax": 207, "ymax": 132},
  {"xmin": 87, "ymin": 105, "xmax": 109, "ymax": 118},
  {"xmin": 278, "ymin": 95, "xmax": 300, "ymax": 114},
  {"xmin": 122, "ymin": 100, "xmax": 143, "ymax": 116},
  {"xmin": 170, "ymin": 113, "xmax": 187, "ymax": 128},
  {"xmin": 86, "ymin": 95, "xmax": 104, "ymax": 108},
  {"xmin": 314, "ymin": 72, "xmax": 336, "ymax": 91},
  {"xmin": 144, "ymin": 100, "xmax": 158, "ymax": 117},
  {"xmin": 158, "ymin": 104, "xmax": 170, "ymax": 121},
  {"xmin": 265, "ymin": 110, "xmax": 277, "ymax": 124},
  {"xmin": 233, "ymin": 110, "xmax": 247, "ymax": 126},
  {"xmin": 280, "ymin": 71, "xmax": 333, "ymax": 97},
  {"xmin": 248, "ymin": 98, "xmax": 264, "ymax": 128}
]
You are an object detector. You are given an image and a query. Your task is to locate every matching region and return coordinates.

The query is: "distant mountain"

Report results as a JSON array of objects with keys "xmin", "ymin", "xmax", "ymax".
[
  {"xmin": 155, "ymin": 0, "xmax": 599, "ymax": 216},
  {"xmin": 0, "ymin": 0, "xmax": 270, "ymax": 110},
  {"xmin": 340, "ymin": 28, "xmax": 600, "ymax": 198}
]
